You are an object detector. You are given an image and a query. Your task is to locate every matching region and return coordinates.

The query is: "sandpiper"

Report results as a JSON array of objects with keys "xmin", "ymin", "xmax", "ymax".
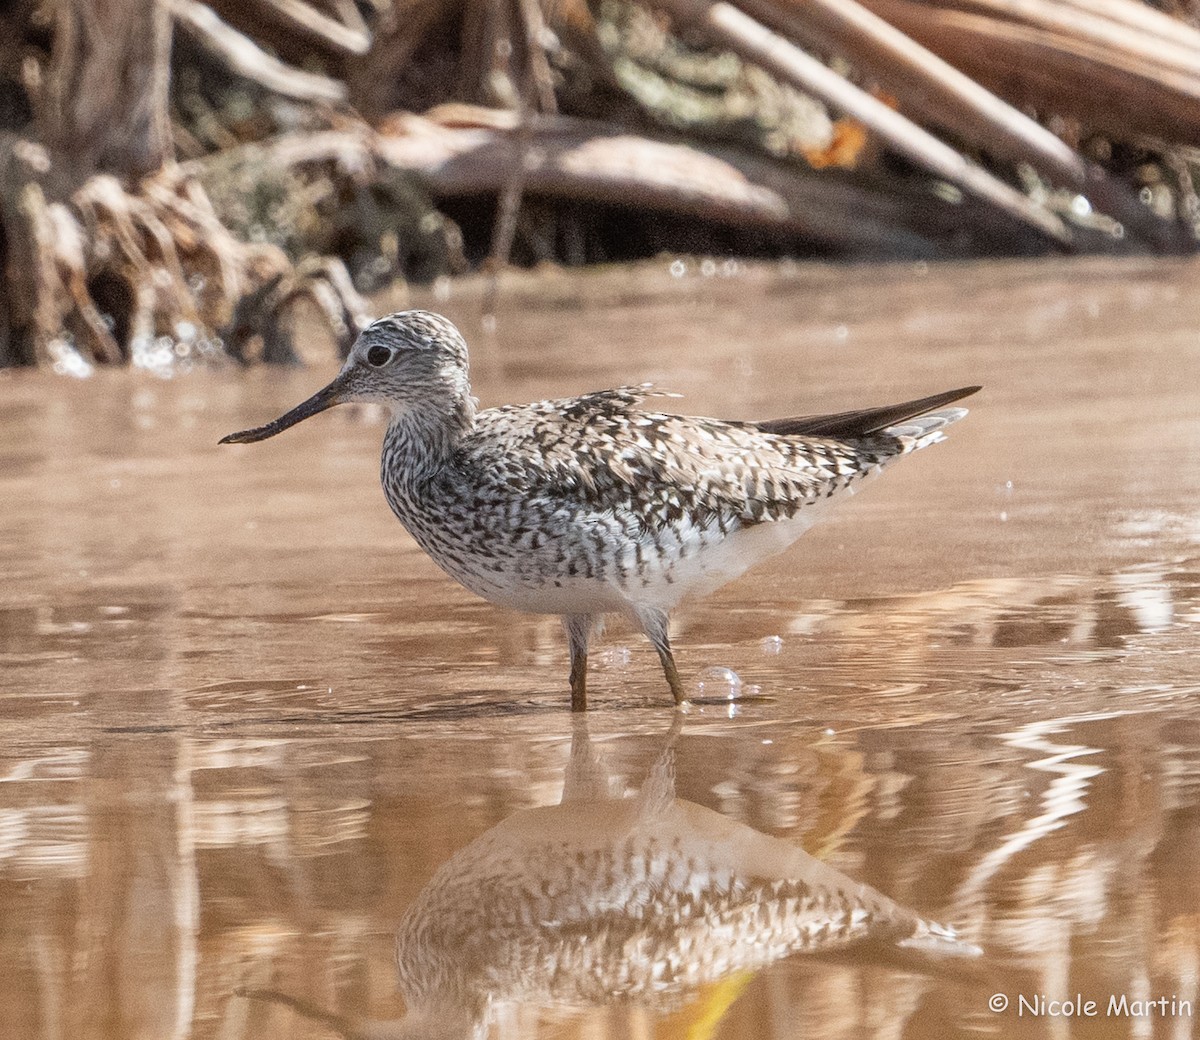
[{"xmin": 221, "ymin": 310, "xmax": 977, "ymax": 710}]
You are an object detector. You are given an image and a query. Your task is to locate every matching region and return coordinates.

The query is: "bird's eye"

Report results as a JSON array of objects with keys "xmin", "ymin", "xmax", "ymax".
[{"xmin": 366, "ymin": 345, "xmax": 392, "ymax": 367}]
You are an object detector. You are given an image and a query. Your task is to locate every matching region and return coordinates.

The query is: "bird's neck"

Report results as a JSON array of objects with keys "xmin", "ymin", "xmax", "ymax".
[{"xmin": 383, "ymin": 392, "xmax": 475, "ymax": 482}]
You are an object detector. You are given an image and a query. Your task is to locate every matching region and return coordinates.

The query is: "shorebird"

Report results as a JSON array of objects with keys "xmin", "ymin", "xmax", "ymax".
[{"xmin": 221, "ymin": 310, "xmax": 977, "ymax": 710}]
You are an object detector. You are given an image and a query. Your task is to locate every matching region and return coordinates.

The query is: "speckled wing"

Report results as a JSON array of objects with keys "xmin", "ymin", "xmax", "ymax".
[{"xmin": 460, "ymin": 386, "xmax": 916, "ymax": 533}]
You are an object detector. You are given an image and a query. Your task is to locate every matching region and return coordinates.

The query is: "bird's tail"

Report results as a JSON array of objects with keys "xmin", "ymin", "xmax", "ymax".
[{"xmin": 882, "ymin": 406, "xmax": 972, "ymax": 454}]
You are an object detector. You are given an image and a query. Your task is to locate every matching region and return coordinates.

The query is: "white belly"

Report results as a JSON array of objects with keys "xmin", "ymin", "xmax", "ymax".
[{"xmin": 441, "ymin": 500, "xmax": 836, "ymax": 619}]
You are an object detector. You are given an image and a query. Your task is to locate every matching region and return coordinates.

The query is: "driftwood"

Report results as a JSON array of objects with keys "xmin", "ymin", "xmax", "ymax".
[
  {"xmin": 0, "ymin": 0, "xmax": 368, "ymax": 367},
  {"xmin": 858, "ymin": 0, "xmax": 1200, "ymax": 145},
  {"xmin": 730, "ymin": 0, "xmax": 1191, "ymax": 249},
  {"xmin": 6, "ymin": 0, "xmax": 1200, "ymax": 367},
  {"xmin": 38, "ymin": 0, "xmax": 175, "ymax": 180},
  {"xmin": 1, "ymin": 139, "xmax": 368, "ymax": 367},
  {"xmin": 254, "ymin": 0, "xmax": 370, "ymax": 55},
  {"xmin": 190, "ymin": 111, "xmax": 962, "ymax": 256},
  {"xmin": 652, "ymin": 0, "xmax": 1073, "ymax": 246}
]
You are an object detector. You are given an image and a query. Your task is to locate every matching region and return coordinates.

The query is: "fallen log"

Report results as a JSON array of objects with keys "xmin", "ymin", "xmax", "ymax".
[{"xmin": 188, "ymin": 110, "xmax": 1013, "ymax": 257}]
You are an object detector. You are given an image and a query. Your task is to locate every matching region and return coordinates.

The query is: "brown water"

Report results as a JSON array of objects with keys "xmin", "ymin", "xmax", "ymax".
[{"xmin": 2, "ymin": 256, "xmax": 1199, "ymax": 1039}]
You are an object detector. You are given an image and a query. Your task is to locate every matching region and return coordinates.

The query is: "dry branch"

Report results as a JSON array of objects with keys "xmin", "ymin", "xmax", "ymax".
[
  {"xmin": 735, "ymin": 0, "xmax": 1189, "ymax": 248},
  {"xmin": 172, "ymin": 0, "xmax": 349, "ymax": 103},
  {"xmin": 858, "ymin": 0, "xmax": 1200, "ymax": 144},
  {"xmin": 254, "ymin": 0, "xmax": 369, "ymax": 55},
  {"xmin": 648, "ymin": 0, "xmax": 1073, "ymax": 246},
  {"xmin": 197, "ymin": 110, "xmax": 1005, "ymax": 255},
  {"xmin": 40, "ymin": 0, "xmax": 174, "ymax": 180}
]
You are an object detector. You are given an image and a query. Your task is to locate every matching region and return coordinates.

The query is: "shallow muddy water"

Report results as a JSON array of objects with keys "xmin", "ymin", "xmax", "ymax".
[{"xmin": 2, "ymin": 256, "xmax": 1199, "ymax": 1039}]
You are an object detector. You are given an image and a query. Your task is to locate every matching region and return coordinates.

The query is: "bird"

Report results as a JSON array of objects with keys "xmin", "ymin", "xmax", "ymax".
[{"xmin": 220, "ymin": 310, "xmax": 978, "ymax": 710}]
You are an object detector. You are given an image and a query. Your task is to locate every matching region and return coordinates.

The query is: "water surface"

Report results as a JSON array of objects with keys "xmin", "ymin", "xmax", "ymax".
[{"xmin": 2, "ymin": 256, "xmax": 1199, "ymax": 1039}]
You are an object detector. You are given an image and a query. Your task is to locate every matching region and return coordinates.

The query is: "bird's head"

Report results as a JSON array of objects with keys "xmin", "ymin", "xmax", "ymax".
[{"xmin": 220, "ymin": 310, "xmax": 474, "ymax": 445}]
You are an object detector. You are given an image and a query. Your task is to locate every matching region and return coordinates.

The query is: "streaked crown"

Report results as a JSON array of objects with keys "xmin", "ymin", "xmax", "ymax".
[{"xmin": 338, "ymin": 309, "xmax": 473, "ymax": 414}]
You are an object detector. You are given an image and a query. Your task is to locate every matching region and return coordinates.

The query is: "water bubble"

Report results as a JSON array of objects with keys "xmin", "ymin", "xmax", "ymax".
[
  {"xmin": 700, "ymin": 258, "xmax": 717, "ymax": 277},
  {"xmin": 694, "ymin": 666, "xmax": 742, "ymax": 700},
  {"xmin": 669, "ymin": 259, "xmax": 687, "ymax": 278},
  {"xmin": 760, "ymin": 635, "xmax": 783, "ymax": 655}
]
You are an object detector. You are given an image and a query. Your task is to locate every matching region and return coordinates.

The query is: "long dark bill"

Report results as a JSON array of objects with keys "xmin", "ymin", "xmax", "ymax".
[{"xmin": 219, "ymin": 373, "xmax": 349, "ymax": 445}]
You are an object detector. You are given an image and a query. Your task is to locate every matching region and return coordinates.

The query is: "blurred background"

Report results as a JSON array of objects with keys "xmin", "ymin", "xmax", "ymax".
[
  {"xmin": 4, "ymin": 0, "xmax": 1200, "ymax": 366},
  {"xmin": 2, "ymin": 3, "xmax": 1200, "ymax": 1039}
]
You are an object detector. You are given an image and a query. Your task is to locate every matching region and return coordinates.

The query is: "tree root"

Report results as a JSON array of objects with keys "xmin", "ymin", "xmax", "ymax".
[{"xmin": 0, "ymin": 140, "xmax": 369, "ymax": 368}]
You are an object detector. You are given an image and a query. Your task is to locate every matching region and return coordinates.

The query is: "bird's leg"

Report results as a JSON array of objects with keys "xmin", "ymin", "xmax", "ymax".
[
  {"xmin": 561, "ymin": 714, "xmax": 619, "ymax": 803},
  {"xmin": 562, "ymin": 614, "xmax": 595, "ymax": 712},
  {"xmin": 638, "ymin": 713, "xmax": 686, "ymax": 814},
  {"xmin": 635, "ymin": 607, "xmax": 688, "ymax": 706}
]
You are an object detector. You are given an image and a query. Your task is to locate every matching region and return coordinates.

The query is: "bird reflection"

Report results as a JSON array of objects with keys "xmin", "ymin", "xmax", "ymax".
[{"xmin": 245, "ymin": 718, "xmax": 981, "ymax": 1039}]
